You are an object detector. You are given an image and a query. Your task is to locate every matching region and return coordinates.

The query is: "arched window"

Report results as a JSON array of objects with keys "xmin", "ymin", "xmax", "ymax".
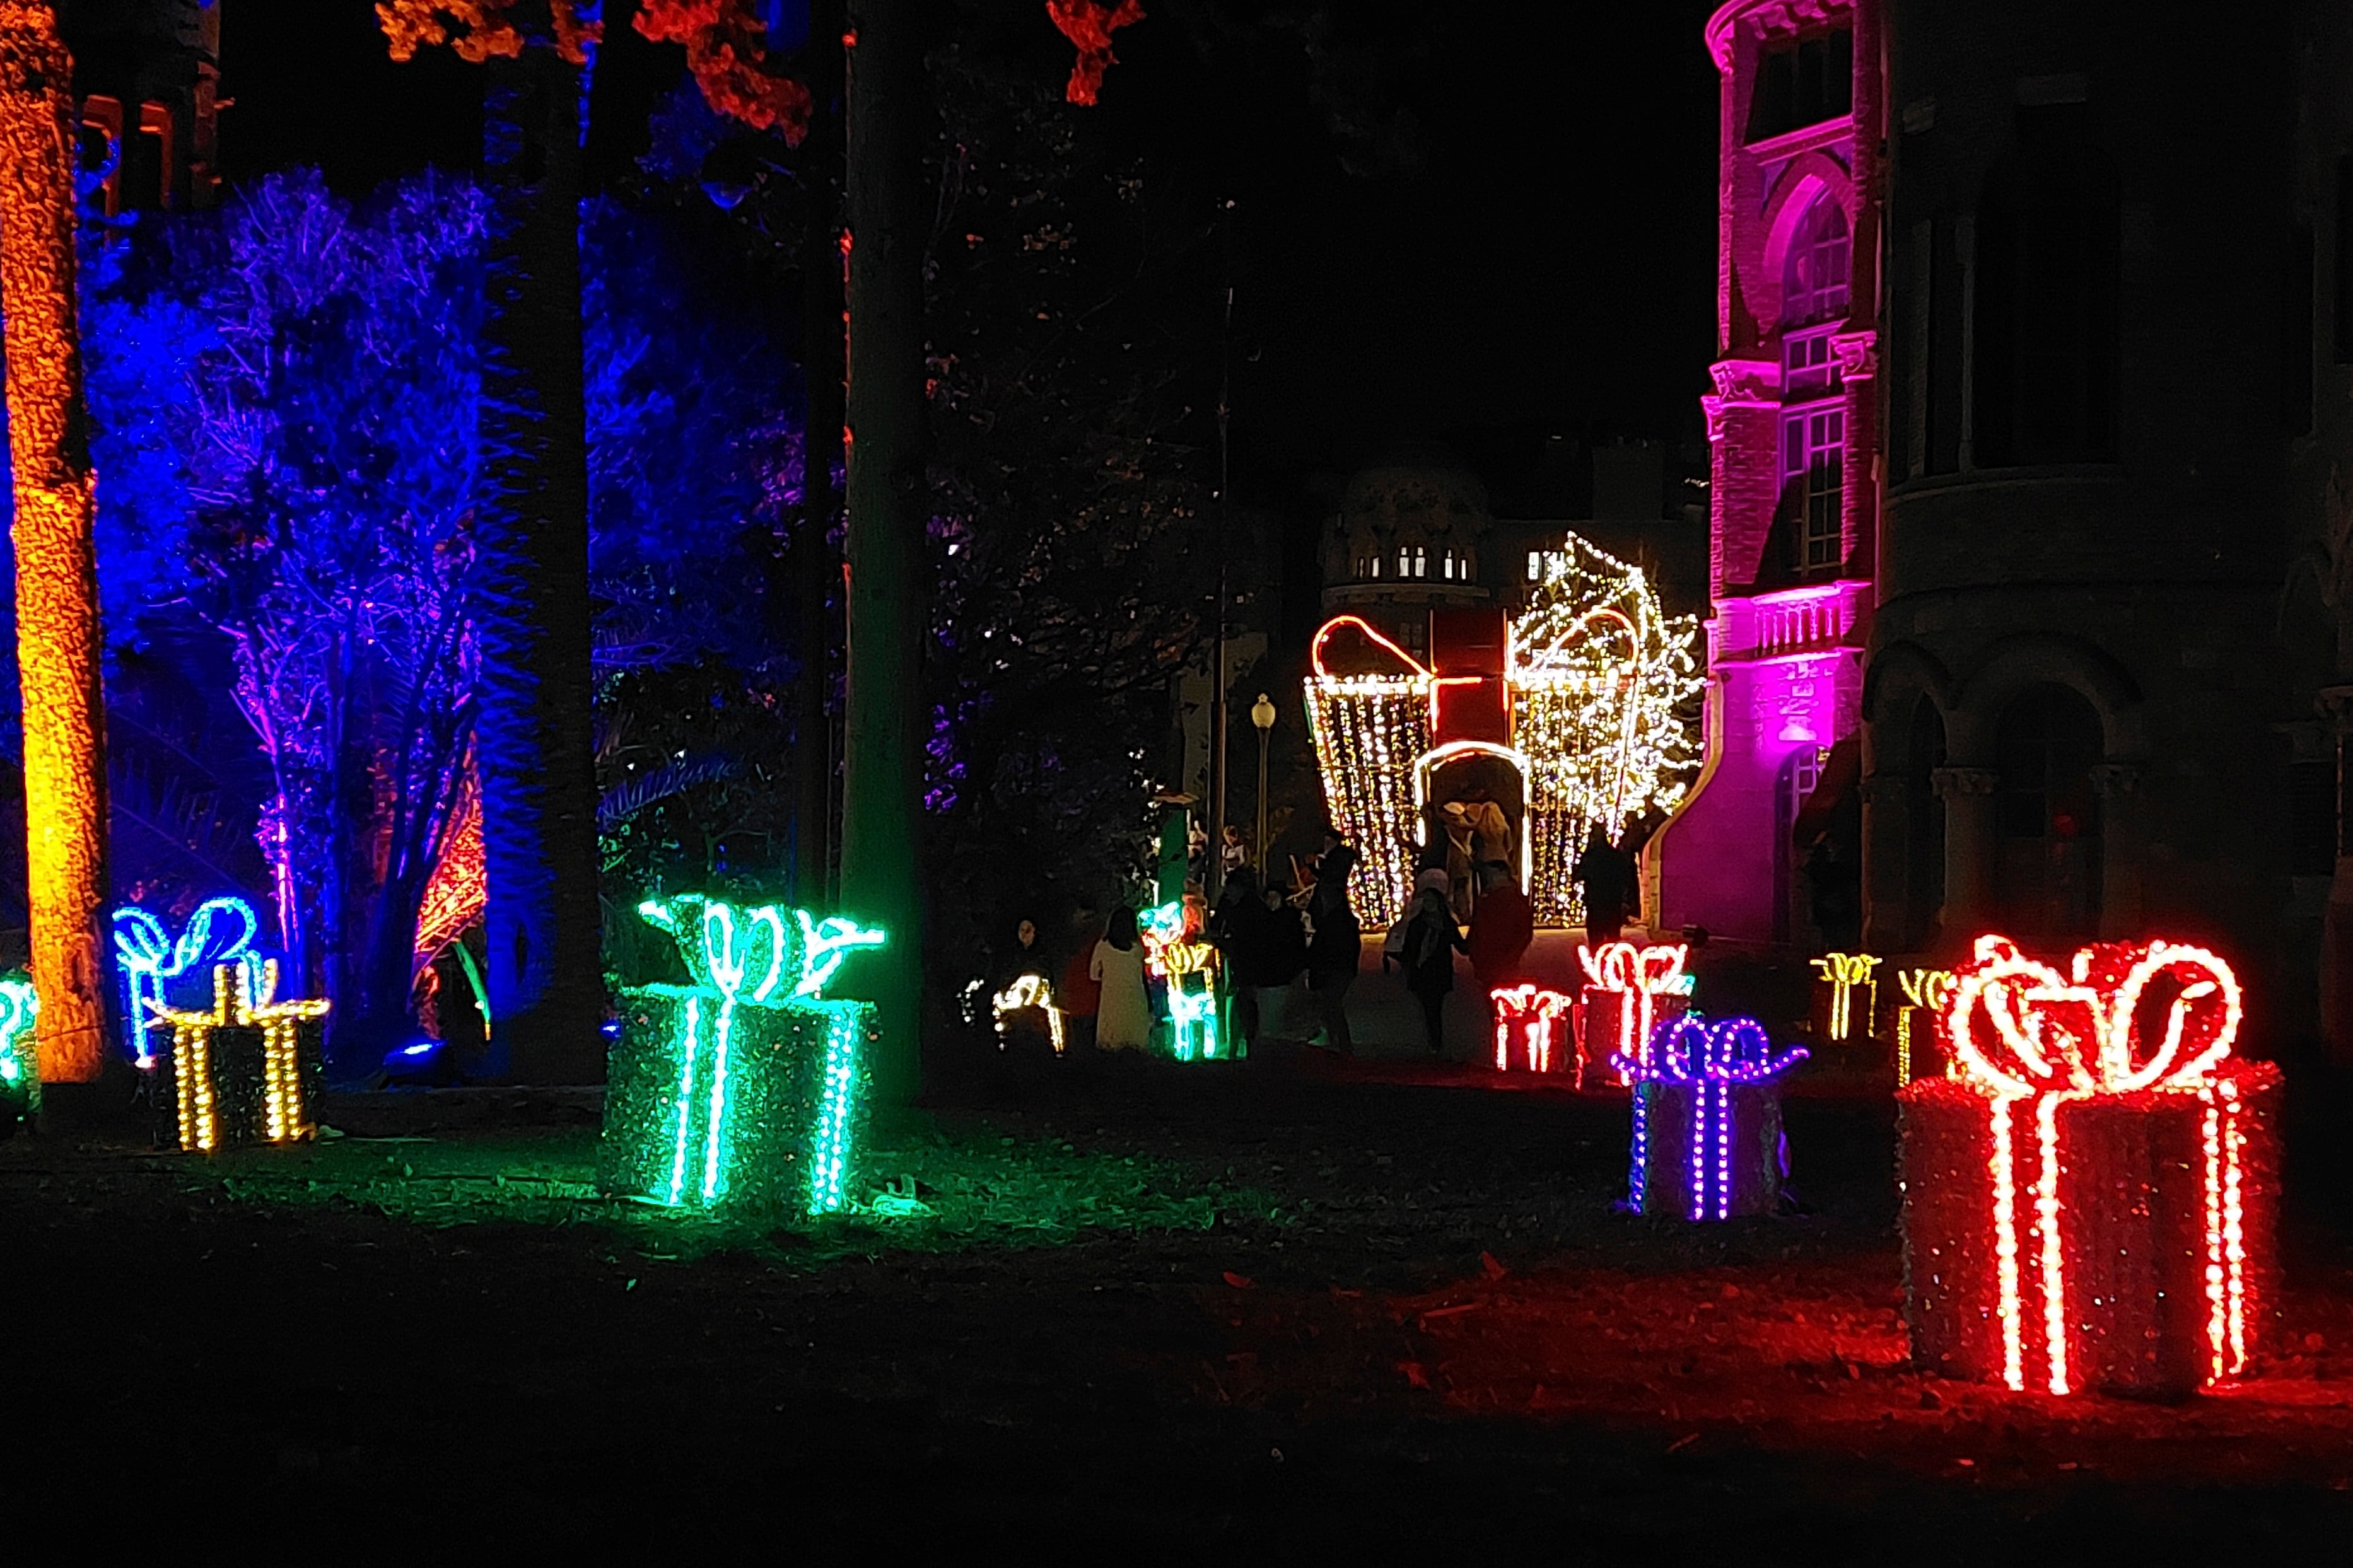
[
  {"xmin": 1972, "ymin": 113, "xmax": 2121, "ymax": 465},
  {"xmin": 1994, "ymin": 683, "xmax": 2104, "ymax": 942},
  {"xmin": 1782, "ymin": 196, "xmax": 1850, "ymax": 329}
]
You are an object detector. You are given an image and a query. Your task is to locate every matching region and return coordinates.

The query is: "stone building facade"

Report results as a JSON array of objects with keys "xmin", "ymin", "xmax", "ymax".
[
  {"xmin": 1654, "ymin": 0, "xmax": 1886, "ymax": 943},
  {"xmin": 1860, "ymin": 0, "xmax": 2353, "ymax": 1047},
  {"xmin": 1319, "ymin": 460, "xmax": 1503, "ymax": 657},
  {"xmin": 64, "ymin": 0, "xmax": 223, "ymax": 216}
]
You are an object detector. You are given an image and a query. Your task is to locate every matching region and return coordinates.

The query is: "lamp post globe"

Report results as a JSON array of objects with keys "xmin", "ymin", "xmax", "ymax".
[{"xmin": 1249, "ymin": 694, "xmax": 1275, "ymax": 875}]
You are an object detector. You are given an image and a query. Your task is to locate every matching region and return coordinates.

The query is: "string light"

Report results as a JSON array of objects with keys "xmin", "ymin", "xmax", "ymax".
[
  {"xmin": 153, "ymin": 958, "xmax": 328, "ymax": 1153},
  {"xmin": 1614, "ymin": 1013, "xmax": 1807, "ymax": 1220},
  {"xmin": 1489, "ymin": 984, "xmax": 1573, "ymax": 1074},
  {"xmin": 1304, "ymin": 538, "xmax": 1702, "ymax": 929},
  {"xmin": 1810, "ymin": 951, "xmax": 1878, "ymax": 1042},
  {"xmin": 604, "ymin": 895, "xmax": 885, "ymax": 1215},
  {"xmin": 991, "ymin": 973, "xmax": 1066, "ymax": 1054},
  {"xmin": 1508, "ymin": 542, "xmax": 1704, "ymax": 927},
  {"xmin": 1140, "ymin": 901, "xmax": 1226, "ymax": 1061},
  {"xmin": 1577, "ymin": 940, "xmax": 1691, "ymax": 1086},
  {"xmin": 1903, "ymin": 932, "xmax": 2272, "ymax": 1396},
  {"xmin": 112, "ymin": 898, "xmax": 264, "ymax": 1069},
  {"xmin": 1892, "ymin": 967, "xmax": 1953, "ymax": 1082}
]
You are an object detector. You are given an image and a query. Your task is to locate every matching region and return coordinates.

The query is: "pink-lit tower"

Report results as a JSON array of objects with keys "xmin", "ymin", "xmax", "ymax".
[{"xmin": 1654, "ymin": 0, "xmax": 1883, "ymax": 945}]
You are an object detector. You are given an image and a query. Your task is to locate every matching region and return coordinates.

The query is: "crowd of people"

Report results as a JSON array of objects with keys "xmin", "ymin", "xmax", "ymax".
[{"xmin": 989, "ymin": 817, "xmax": 1649, "ymax": 1062}]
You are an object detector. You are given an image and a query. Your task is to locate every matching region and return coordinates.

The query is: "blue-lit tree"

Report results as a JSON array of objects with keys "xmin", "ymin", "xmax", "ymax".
[
  {"xmin": 168, "ymin": 169, "xmax": 486, "ymax": 1055},
  {"xmin": 53, "ymin": 166, "xmax": 795, "ymax": 1062}
]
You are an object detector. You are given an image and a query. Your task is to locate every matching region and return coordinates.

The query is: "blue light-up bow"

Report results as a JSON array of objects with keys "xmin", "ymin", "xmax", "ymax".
[
  {"xmin": 112, "ymin": 898, "xmax": 264, "ymax": 1068},
  {"xmin": 634, "ymin": 895, "xmax": 887, "ymax": 1207},
  {"xmin": 1619, "ymin": 1013, "xmax": 1809, "ymax": 1087}
]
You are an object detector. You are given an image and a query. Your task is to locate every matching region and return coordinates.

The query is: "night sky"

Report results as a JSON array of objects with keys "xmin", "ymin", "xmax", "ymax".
[{"xmin": 216, "ymin": 0, "xmax": 1720, "ymax": 500}]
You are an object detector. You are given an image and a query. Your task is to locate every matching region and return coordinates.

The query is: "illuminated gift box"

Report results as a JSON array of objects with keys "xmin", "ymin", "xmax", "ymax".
[
  {"xmin": 154, "ymin": 960, "xmax": 328, "ymax": 1153},
  {"xmin": 1141, "ymin": 900, "xmax": 1231, "ymax": 1061},
  {"xmin": 1490, "ymin": 985, "xmax": 1574, "ymax": 1074},
  {"xmin": 1615, "ymin": 1013, "xmax": 1806, "ymax": 1219},
  {"xmin": 0, "ymin": 977, "xmax": 35, "ymax": 1135},
  {"xmin": 1809, "ymin": 951, "xmax": 1880, "ymax": 1043},
  {"xmin": 991, "ymin": 973, "xmax": 1066, "ymax": 1054},
  {"xmin": 1897, "ymin": 934, "xmax": 2279, "ymax": 1398},
  {"xmin": 1890, "ymin": 967, "xmax": 1954, "ymax": 1082},
  {"xmin": 598, "ymin": 897, "xmax": 884, "ymax": 1216},
  {"xmin": 1577, "ymin": 941, "xmax": 1691, "ymax": 1090}
]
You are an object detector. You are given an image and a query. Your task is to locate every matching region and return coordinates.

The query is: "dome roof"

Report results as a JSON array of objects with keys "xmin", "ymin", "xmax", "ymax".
[{"xmin": 1334, "ymin": 462, "xmax": 1493, "ymax": 544}]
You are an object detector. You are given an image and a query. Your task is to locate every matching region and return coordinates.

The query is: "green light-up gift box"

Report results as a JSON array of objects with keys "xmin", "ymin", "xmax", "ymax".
[{"xmin": 597, "ymin": 897, "xmax": 884, "ymax": 1216}]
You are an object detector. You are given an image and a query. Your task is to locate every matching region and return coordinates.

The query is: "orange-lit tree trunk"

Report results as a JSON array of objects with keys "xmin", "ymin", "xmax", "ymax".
[{"xmin": 0, "ymin": 3, "xmax": 110, "ymax": 1089}]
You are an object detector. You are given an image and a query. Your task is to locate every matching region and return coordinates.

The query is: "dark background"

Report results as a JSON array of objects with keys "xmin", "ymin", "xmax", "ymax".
[{"xmin": 215, "ymin": 0, "xmax": 1722, "ymax": 502}]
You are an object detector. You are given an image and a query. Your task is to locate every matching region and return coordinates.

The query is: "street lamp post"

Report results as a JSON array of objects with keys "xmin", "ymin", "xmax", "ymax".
[{"xmin": 1250, "ymin": 692, "xmax": 1276, "ymax": 878}]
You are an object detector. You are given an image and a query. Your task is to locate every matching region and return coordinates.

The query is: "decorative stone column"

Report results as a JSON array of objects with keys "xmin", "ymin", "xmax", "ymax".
[
  {"xmin": 2319, "ymin": 688, "xmax": 2353, "ymax": 1061},
  {"xmin": 1931, "ymin": 767, "xmax": 1999, "ymax": 936},
  {"xmin": 1859, "ymin": 771, "xmax": 1910, "ymax": 953},
  {"xmin": 2089, "ymin": 762, "xmax": 2144, "ymax": 939}
]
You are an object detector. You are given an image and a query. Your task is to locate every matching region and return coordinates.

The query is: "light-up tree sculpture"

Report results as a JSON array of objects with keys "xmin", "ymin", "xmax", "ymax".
[
  {"xmin": 0, "ymin": 2, "xmax": 111, "ymax": 1088},
  {"xmin": 379, "ymin": 0, "xmax": 605, "ymax": 1081}
]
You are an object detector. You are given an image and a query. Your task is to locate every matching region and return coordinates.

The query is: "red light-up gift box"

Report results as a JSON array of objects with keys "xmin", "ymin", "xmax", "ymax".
[
  {"xmin": 1490, "ymin": 985, "xmax": 1574, "ymax": 1074},
  {"xmin": 1577, "ymin": 940, "xmax": 1691, "ymax": 1091},
  {"xmin": 1897, "ymin": 934, "xmax": 2280, "ymax": 1398}
]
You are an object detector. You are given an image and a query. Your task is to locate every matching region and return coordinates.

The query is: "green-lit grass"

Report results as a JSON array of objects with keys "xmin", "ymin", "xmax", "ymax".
[{"xmin": 185, "ymin": 1116, "xmax": 1280, "ymax": 1260}]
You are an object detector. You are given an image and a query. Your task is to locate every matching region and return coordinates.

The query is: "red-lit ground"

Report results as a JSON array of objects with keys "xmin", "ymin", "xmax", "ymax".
[{"xmin": 4, "ymin": 1036, "xmax": 2350, "ymax": 1552}]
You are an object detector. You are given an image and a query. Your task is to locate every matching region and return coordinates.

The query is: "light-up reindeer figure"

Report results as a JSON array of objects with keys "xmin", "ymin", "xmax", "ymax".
[
  {"xmin": 635, "ymin": 897, "xmax": 887, "ymax": 1211},
  {"xmin": 1140, "ymin": 900, "xmax": 1223, "ymax": 1061}
]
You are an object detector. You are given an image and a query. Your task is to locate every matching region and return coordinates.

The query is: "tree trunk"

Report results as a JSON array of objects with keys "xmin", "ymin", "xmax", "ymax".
[
  {"xmin": 792, "ymin": 0, "xmax": 844, "ymax": 911},
  {"xmin": 841, "ymin": 0, "xmax": 928, "ymax": 1105},
  {"xmin": 0, "ymin": 4, "xmax": 110, "ymax": 1089},
  {"xmin": 474, "ymin": 40, "xmax": 602, "ymax": 1083}
]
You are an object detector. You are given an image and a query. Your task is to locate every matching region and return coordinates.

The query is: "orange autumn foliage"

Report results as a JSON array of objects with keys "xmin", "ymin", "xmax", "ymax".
[
  {"xmin": 376, "ymin": 0, "xmax": 601, "ymax": 66},
  {"xmin": 633, "ymin": 0, "xmax": 814, "ymax": 142},
  {"xmin": 1046, "ymin": 0, "xmax": 1143, "ymax": 106}
]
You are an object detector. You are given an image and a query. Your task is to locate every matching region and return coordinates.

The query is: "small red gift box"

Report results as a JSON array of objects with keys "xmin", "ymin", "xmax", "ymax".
[
  {"xmin": 1898, "ymin": 934, "xmax": 2280, "ymax": 1398},
  {"xmin": 1490, "ymin": 985, "xmax": 1574, "ymax": 1074},
  {"xmin": 1577, "ymin": 941, "xmax": 1690, "ymax": 1091}
]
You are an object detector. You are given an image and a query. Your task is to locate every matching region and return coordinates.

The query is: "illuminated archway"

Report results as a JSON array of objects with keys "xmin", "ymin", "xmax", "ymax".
[{"xmin": 1304, "ymin": 535, "xmax": 1702, "ymax": 927}]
